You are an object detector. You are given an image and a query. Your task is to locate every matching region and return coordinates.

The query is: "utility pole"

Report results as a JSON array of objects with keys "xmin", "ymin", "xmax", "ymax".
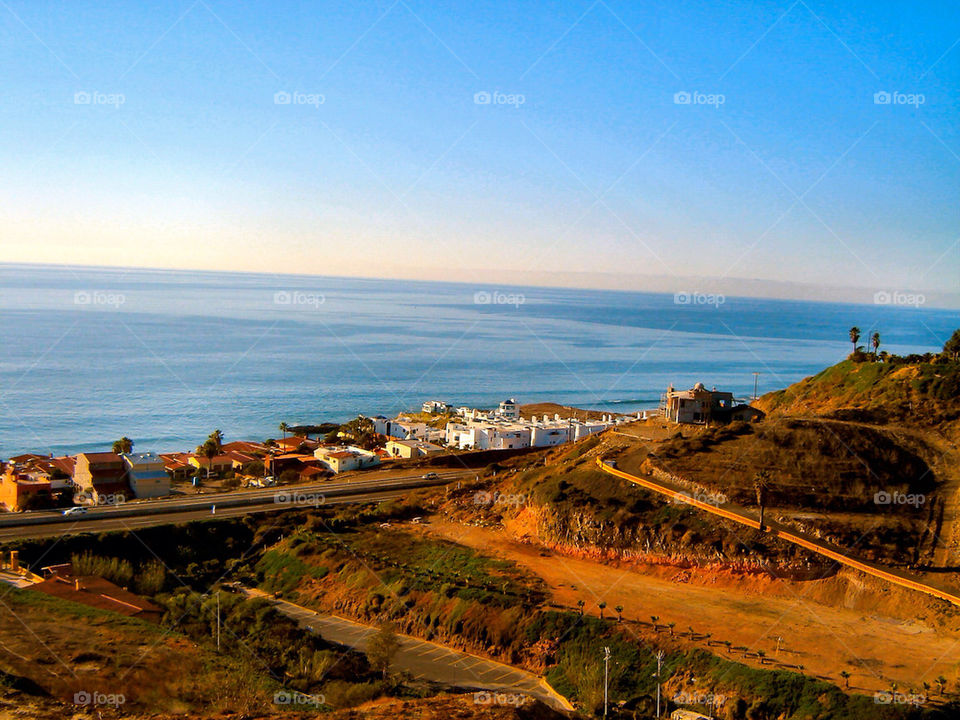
[
  {"xmin": 603, "ymin": 646, "xmax": 611, "ymax": 717},
  {"xmin": 655, "ymin": 649, "xmax": 664, "ymax": 717},
  {"xmin": 752, "ymin": 372, "xmax": 760, "ymax": 401},
  {"xmin": 216, "ymin": 590, "xmax": 221, "ymax": 652}
]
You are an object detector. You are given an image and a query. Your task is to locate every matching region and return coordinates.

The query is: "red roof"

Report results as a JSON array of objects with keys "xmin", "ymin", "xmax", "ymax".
[
  {"xmin": 31, "ymin": 573, "xmax": 163, "ymax": 622},
  {"xmin": 78, "ymin": 452, "xmax": 124, "ymax": 466}
]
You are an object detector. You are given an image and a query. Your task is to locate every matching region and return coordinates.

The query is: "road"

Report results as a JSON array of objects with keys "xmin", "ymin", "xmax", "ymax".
[
  {"xmin": 598, "ymin": 457, "xmax": 960, "ymax": 606},
  {"xmin": 0, "ymin": 471, "xmax": 474, "ymax": 540},
  {"xmin": 240, "ymin": 587, "xmax": 572, "ymax": 712}
]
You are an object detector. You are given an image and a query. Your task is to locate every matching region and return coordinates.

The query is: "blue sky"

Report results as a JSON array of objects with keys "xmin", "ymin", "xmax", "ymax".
[{"xmin": 0, "ymin": 1, "xmax": 957, "ymax": 299}]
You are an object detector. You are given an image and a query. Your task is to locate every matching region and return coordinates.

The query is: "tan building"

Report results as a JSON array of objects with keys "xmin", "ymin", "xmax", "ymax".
[
  {"xmin": 73, "ymin": 452, "xmax": 129, "ymax": 504},
  {"xmin": 385, "ymin": 439, "xmax": 444, "ymax": 459}
]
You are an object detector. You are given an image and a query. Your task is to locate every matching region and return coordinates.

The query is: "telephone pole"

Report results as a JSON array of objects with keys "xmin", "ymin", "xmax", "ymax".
[
  {"xmin": 603, "ymin": 646, "xmax": 611, "ymax": 717},
  {"xmin": 752, "ymin": 372, "xmax": 760, "ymax": 401},
  {"xmin": 655, "ymin": 649, "xmax": 664, "ymax": 717},
  {"xmin": 216, "ymin": 590, "xmax": 221, "ymax": 651}
]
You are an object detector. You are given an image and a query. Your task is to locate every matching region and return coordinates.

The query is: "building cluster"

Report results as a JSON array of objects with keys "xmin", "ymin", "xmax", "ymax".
[{"xmin": 0, "ymin": 385, "xmax": 759, "ymax": 512}]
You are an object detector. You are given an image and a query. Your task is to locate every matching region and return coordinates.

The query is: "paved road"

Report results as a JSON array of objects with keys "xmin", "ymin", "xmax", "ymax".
[
  {"xmin": 241, "ymin": 587, "xmax": 571, "ymax": 712},
  {"xmin": 0, "ymin": 471, "xmax": 474, "ymax": 540}
]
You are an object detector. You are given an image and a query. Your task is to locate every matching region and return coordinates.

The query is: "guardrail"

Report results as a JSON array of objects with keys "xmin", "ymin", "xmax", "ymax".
[
  {"xmin": 596, "ymin": 457, "xmax": 960, "ymax": 608},
  {"xmin": 0, "ymin": 474, "xmax": 456, "ymax": 529}
]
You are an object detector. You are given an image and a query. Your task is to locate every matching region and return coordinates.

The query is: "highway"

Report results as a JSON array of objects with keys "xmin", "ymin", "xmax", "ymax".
[{"xmin": 0, "ymin": 470, "xmax": 473, "ymax": 540}]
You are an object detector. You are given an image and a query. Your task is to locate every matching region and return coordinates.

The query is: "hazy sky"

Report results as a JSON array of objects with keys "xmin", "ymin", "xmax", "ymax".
[{"xmin": 1, "ymin": 1, "xmax": 957, "ymax": 298}]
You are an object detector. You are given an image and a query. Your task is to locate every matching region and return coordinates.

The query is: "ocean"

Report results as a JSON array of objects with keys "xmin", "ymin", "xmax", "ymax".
[{"xmin": 0, "ymin": 264, "xmax": 955, "ymax": 457}]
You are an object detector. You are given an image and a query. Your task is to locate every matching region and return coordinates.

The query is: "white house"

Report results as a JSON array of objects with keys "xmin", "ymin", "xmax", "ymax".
[
  {"xmin": 495, "ymin": 399, "xmax": 520, "ymax": 420},
  {"xmin": 421, "ymin": 400, "xmax": 450, "ymax": 414},
  {"xmin": 314, "ymin": 446, "xmax": 380, "ymax": 474}
]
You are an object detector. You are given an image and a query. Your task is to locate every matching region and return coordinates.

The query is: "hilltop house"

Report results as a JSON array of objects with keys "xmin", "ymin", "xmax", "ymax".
[
  {"xmin": 73, "ymin": 452, "xmax": 130, "ymax": 505},
  {"xmin": 662, "ymin": 383, "xmax": 763, "ymax": 424}
]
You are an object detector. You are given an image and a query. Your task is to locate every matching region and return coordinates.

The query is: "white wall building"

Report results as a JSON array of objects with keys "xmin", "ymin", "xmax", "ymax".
[{"xmin": 314, "ymin": 446, "xmax": 380, "ymax": 474}]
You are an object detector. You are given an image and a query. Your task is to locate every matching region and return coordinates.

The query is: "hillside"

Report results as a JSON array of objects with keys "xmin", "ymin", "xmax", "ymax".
[{"xmin": 755, "ymin": 359, "xmax": 960, "ymax": 436}]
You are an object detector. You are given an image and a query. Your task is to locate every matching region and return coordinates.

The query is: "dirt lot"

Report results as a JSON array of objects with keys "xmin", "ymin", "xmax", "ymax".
[{"xmin": 422, "ymin": 519, "xmax": 960, "ymax": 695}]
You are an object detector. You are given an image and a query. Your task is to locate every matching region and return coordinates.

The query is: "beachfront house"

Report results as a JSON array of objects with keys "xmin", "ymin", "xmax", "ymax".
[
  {"xmin": 421, "ymin": 400, "xmax": 450, "ymax": 414},
  {"xmin": 73, "ymin": 452, "xmax": 130, "ymax": 505},
  {"xmin": 0, "ymin": 463, "xmax": 53, "ymax": 511},
  {"xmin": 122, "ymin": 452, "xmax": 171, "ymax": 499}
]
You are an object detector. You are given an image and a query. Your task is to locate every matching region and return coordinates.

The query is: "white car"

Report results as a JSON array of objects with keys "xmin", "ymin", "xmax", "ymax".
[{"xmin": 62, "ymin": 506, "xmax": 87, "ymax": 517}]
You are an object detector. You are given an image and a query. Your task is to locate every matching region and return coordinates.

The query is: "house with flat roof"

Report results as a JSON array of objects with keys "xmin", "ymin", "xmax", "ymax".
[
  {"xmin": 122, "ymin": 452, "xmax": 171, "ymax": 499},
  {"xmin": 661, "ymin": 383, "xmax": 763, "ymax": 424},
  {"xmin": 385, "ymin": 439, "xmax": 445, "ymax": 459},
  {"xmin": 0, "ymin": 463, "xmax": 53, "ymax": 511}
]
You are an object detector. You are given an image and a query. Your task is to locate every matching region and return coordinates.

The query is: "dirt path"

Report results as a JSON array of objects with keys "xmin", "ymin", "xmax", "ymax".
[{"xmin": 423, "ymin": 520, "xmax": 960, "ymax": 694}]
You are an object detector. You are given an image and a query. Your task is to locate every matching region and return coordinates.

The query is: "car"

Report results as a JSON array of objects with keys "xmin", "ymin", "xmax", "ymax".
[
  {"xmin": 62, "ymin": 506, "xmax": 87, "ymax": 517},
  {"xmin": 422, "ymin": 472, "xmax": 439, "ymax": 480}
]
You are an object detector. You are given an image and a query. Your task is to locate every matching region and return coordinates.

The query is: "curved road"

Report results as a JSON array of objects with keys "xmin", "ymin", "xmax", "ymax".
[{"xmin": 240, "ymin": 587, "xmax": 572, "ymax": 712}]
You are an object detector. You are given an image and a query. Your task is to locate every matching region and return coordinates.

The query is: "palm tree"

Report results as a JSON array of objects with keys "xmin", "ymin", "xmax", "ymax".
[
  {"xmin": 279, "ymin": 422, "xmax": 289, "ymax": 441},
  {"xmin": 650, "ymin": 615, "xmax": 659, "ymax": 631},
  {"xmin": 840, "ymin": 670, "xmax": 851, "ymax": 690},
  {"xmin": 849, "ymin": 326, "xmax": 861, "ymax": 354},
  {"xmin": 871, "ymin": 332, "xmax": 881, "ymax": 357},
  {"xmin": 936, "ymin": 676, "xmax": 947, "ymax": 696},
  {"xmin": 757, "ymin": 650, "xmax": 766, "ymax": 664},
  {"xmin": 208, "ymin": 429, "xmax": 223, "ymax": 452},
  {"xmin": 598, "ymin": 601, "xmax": 606, "ymax": 619},
  {"xmin": 753, "ymin": 469, "xmax": 771, "ymax": 531},
  {"xmin": 112, "ymin": 437, "xmax": 133, "ymax": 454},
  {"xmin": 576, "ymin": 599, "xmax": 585, "ymax": 616},
  {"xmin": 667, "ymin": 622, "xmax": 675, "ymax": 637},
  {"xmin": 196, "ymin": 439, "xmax": 219, "ymax": 478},
  {"xmin": 615, "ymin": 605, "xmax": 623, "ymax": 623}
]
